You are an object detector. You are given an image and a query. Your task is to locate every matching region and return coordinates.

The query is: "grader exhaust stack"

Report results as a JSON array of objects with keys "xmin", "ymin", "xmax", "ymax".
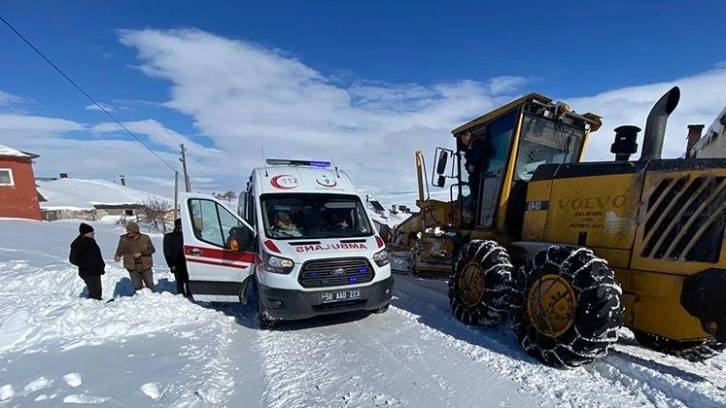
[{"xmin": 639, "ymin": 86, "xmax": 681, "ymax": 161}]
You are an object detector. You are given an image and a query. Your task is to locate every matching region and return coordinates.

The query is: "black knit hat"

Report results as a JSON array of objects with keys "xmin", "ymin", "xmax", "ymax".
[{"xmin": 79, "ymin": 223, "xmax": 94, "ymax": 235}]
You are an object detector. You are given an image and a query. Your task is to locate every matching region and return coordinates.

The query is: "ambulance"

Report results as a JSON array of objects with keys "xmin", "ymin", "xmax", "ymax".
[{"xmin": 179, "ymin": 159, "xmax": 394, "ymax": 327}]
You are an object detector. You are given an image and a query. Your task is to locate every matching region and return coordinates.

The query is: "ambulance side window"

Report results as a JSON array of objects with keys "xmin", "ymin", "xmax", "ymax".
[{"xmin": 189, "ymin": 198, "xmax": 250, "ymax": 249}]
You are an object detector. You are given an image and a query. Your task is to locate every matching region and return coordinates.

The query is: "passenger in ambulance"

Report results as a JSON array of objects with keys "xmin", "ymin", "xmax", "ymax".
[
  {"xmin": 271, "ymin": 211, "xmax": 302, "ymax": 237},
  {"xmin": 274, "ymin": 211, "xmax": 298, "ymax": 230},
  {"xmin": 320, "ymin": 212, "xmax": 349, "ymax": 231}
]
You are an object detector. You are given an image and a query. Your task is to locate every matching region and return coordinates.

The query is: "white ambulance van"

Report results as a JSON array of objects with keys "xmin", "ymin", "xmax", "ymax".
[{"xmin": 179, "ymin": 159, "xmax": 394, "ymax": 327}]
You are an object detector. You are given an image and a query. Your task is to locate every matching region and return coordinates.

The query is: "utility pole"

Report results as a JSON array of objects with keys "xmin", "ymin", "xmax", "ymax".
[
  {"xmin": 173, "ymin": 171, "xmax": 179, "ymax": 220},
  {"xmin": 179, "ymin": 143, "xmax": 191, "ymax": 192}
]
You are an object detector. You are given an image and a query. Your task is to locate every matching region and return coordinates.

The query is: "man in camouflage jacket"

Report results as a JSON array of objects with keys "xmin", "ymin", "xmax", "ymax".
[{"xmin": 114, "ymin": 221, "xmax": 156, "ymax": 292}]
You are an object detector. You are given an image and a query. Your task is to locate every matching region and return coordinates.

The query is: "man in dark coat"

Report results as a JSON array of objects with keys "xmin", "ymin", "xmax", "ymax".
[
  {"xmin": 163, "ymin": 218, "xmax": 190, "ymax": 297},
  {"xmin": 69, "ymin": 223, "xmax": 105, "ymax": 300}
]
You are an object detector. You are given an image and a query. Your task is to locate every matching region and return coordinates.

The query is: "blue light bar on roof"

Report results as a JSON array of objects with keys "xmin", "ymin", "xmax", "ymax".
[{"xmin": 266, "ymin": 159, "xmax": 331, "ymax": 167}]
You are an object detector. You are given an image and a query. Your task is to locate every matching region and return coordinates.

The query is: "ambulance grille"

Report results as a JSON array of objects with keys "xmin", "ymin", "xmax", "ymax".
[
  {"xmin": 299, "ymin": 257, "xmax": 375, "ymax": 288},
  {"xmin": 641, "ymin": 175, "xmax": 726, "ymax": 262}
]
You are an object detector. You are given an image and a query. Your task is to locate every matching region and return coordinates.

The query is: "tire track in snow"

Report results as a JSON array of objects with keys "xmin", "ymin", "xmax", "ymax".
[
  {"xmin": 254, "ymin": 317, "xmax": 409, "ymax": 408},
  {"xmin": 351, "ymin": 318, "xmax": 454, "ymax": 407},
  {"xmin": 391, "ymin": 275, "xmax": 726, "ymax": 408},
  {"xmin": 587, "ymin": 352, "xmax": 726, "ymax": 408}
]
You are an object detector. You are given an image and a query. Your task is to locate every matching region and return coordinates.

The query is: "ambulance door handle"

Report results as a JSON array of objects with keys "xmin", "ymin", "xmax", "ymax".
[{"xmin": 190, "ymin": 248, "xmax": 203, "ymax": 256}]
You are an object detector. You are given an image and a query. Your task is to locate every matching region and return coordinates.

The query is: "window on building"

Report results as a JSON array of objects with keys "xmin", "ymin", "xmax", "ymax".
[{"xmin": 0, "ymin": 169, "xmax": 14, "ymax": 186}]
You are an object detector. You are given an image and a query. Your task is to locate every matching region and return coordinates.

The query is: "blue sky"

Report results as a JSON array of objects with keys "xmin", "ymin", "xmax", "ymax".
[{"xmin": 1, "ymin": 1, "xmax": 725, "ymax": 199}]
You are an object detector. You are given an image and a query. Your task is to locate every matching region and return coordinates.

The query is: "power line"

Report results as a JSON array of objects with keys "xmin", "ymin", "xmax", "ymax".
[{"xmin": 0, "ymin": 14, "xmax": 180, "ymax": 174}]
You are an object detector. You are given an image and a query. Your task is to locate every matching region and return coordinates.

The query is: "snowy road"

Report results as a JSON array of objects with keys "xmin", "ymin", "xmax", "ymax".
[{"xmin": 1, "ymin": 219, "xmax": 725, "ymax": 407}]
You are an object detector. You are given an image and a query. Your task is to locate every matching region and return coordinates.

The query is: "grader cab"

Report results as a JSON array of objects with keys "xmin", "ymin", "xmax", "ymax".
[{"xmin": 399, "ymin": 87, "xmax": 726, "ymax": 368}]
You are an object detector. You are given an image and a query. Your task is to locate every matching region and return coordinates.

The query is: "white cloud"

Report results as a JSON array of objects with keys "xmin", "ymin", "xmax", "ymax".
[
  {"xmin": 115, "ymin": 28, "xmax": 527, "ymax": 195},
  {"xmin": 0, "ymin": 113, "xmax": 231, "ymax": 197},
  {"xmin": 91, "ymin": 119, "xmax": 224, "ymax": 159},
  {"xmin": 563, "ymin": 67, "xmax": 726, "ymax": 161},
  {"xmin": 85, "ymin": 102, "xmax": 116, "ymax": 112},
  {"xmin": 0, "ymin": 90, "xmax": 26, "ymax": 106},
  {"xmin": 4, "ymin": 28, "xmax": 726, "ymax": 203},
  {"xmin": 0, "ymin": 113, "xmax": 84, "ymax": 135},
  {"xmin": 116, "ymin": 28, "xmax": 726, "ymax": 199}
]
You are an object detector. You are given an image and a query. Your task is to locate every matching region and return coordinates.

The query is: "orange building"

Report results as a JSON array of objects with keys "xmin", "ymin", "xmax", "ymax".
[{"xmin": 0, "ymin": 144, "xmax": 41, "ymax": 220}]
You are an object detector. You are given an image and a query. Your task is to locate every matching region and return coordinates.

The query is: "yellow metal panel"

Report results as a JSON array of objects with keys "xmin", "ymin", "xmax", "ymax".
[
  {"xmin": 591, "ymin": 248, "xmax": 631, "ymax": 269},
  {"xmin": 521, "ymin": 180, "xmax": 552, "ymax": 241},
  {"xmin": 451, "ymin": 93, "xmax": 551, "ymax": 135},
  {"xmin": 617, "ymin": 268, "xmax": 710, "ymax": 340},
  {"xmin": 543, "ymin": 173, "xmax": 642, "ymax": 250}
]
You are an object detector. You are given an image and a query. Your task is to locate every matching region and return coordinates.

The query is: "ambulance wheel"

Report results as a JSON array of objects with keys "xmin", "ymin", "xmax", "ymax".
[
  {"xmin": 510, "ymin": 246, "xmax": 623, "ymax": 369},
  {"xmin": 448, "ymin": 240, "xmax": 513, "ymax": 326},
  {"xmin": 372, "ymin": 302, "xmax": 390, "ymax": 314},
  {"xmin": 258, "ymin": 297, "xmax": 277, "ymax": 330}
]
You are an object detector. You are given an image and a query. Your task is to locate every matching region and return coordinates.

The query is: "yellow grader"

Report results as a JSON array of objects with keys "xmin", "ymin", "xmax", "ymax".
[{"xmin": 387, "ymin": 86, "xmax": 726, "ymax": 368}]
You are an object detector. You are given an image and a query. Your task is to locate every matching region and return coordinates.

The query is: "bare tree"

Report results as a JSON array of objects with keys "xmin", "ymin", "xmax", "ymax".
[{"xmin": 140, "ymin": 198, "xmax": 173, "ymax": 232}]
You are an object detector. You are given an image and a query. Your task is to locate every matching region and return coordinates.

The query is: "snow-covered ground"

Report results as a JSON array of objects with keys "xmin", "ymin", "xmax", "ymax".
[{"xmin": 1, "ymin": 218, "xmax": 725, "ymax": 407}]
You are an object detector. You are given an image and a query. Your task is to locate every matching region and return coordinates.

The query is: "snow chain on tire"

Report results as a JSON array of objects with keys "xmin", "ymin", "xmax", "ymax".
[
  {"xmin": 448, "ymin": 240, "xmax": 513, "ymax": 326},
  {"xmin": 511, "ymin": 246, "xmax": 624, "ymax": 369}
]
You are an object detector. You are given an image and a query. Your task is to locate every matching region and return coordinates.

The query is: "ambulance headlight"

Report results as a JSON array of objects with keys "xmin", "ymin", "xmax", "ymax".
[
  {"xmin": 264, "ymin": 253, "xmax": 294, "ymax": 274},
  {"xmin": 373, "ymin": 249, "xmax": 389, "ymax": 267}
]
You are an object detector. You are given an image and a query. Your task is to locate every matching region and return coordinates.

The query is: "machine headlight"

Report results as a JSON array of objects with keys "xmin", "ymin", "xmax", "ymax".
[
  {"xmin": 373, "ymin": 249, "xmax": 390, "ymax": 267},
  {"xmin": 264, "ymin": 253, "xmax": 294, "ymax": 274}
]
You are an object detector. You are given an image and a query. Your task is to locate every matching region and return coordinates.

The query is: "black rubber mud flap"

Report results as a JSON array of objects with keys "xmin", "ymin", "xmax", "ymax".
[{"xmin": 681, "ymin": 269, "xmax": 726, "ymax": 343}]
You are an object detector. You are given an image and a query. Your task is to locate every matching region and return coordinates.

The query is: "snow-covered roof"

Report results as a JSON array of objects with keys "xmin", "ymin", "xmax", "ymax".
[
  {"xmin": 691, "ymin": 105, "xmax": 726, "ymax": 155},
  {"xmin": 0, "ymin": 143, "xmax": 32, "ymax": 159},
  {"xmin": 36, "ymin": 178, "xmax": 171, "ymax": 210}
]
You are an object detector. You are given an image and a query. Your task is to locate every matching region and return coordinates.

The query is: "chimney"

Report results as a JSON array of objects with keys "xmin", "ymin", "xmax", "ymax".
[
  {"xmin": 120, "ymin": 175, "xmax": 126, "ymax": 186},
  {"xmin": 686, "ymin": 124, "xmax": 705, "ymax": 158},
  {"xmin": 60, "ymin": 173, "xmax": 68, "ymax": 179}
]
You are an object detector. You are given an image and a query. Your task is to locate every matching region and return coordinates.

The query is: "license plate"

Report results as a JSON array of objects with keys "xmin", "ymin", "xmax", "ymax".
[{"xmin": 321, "ymin": 289, "xmax": 361, "ymax": 303}]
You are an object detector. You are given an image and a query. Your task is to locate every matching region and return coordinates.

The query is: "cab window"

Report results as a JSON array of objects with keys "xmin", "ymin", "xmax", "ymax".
[
  {"xmin": 514, "ymin": 114, "xmax": 585, "ymax": 181},
  {"xmin": 188, "ymin": 198, "xmax": 250, "ymax": 249}
]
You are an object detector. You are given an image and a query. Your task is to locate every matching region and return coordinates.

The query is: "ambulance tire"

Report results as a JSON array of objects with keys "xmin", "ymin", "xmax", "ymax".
[
  {"xmin": 257, "ymin": 296, "xmax": 277, "ymax": 330},
  {"xmin": 372, "ymin": 302, "xmax": 390, "ymax": 314}
]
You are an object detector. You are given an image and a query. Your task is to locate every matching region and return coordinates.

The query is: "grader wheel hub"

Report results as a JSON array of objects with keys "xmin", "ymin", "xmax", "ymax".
[
  {"xmin": 526, "ymin": 274, "xmax": 576, "ymax": 338},
  {"xmin": 457, "ymin": 261, "xmax": 486, "ymax": 307}
]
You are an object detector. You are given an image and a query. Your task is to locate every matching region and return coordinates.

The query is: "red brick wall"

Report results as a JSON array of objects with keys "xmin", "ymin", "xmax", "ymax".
[{"xmin": 0, "ymin": 157, "xmax": 41, "ymax": 220}]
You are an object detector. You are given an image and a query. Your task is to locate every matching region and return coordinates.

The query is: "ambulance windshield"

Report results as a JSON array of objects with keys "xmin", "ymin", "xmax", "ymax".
[{"xmin": 261, "ymin": 193, "xmax": 374, "ymax": 239}]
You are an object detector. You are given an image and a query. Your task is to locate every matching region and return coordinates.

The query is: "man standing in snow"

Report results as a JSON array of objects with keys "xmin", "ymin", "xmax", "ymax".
[
  {"xmin": 114, "ymin": 221, "xmax": 156, "ymax": 292},
  {"xmin": 69, "ymin": 223, "xmax": 105, "ymax": 300},
  {"xmin": 163, "ymin": 218, "xmax": 190, "ymax": 297}
]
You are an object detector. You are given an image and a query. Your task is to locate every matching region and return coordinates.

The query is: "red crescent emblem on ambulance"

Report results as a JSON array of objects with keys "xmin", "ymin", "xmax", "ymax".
[
  {"xmin": 270, "ymin": 175, "xmax": 299, "ymax": 189},
  {"xmin": 316, "ymin": 175, "xmax": 337, "ymax": 187}
]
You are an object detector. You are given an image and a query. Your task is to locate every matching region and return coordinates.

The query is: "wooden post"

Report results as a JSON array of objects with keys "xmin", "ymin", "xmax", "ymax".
[
  {"xmin": 173, "ymin": 171, "xmax": 179, "ymax": 221},
  {"xmin": 180, "ymin": 143, "xmax": 191, "ymax": 192}
]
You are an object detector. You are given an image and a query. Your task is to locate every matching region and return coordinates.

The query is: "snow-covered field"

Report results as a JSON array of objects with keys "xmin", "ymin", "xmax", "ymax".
[{"xmin": 1, "ymin": 218, "xmax": 725, "ymax": 407}]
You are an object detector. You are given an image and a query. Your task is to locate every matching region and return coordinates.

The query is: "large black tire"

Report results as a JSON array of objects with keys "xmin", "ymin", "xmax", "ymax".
[
  {"xmin": 448, "ymin": 240, "xmax": 513, "ymax": 326},
  {"xmin": 632, "ymin": 330, "xmax": 726, "ymax": 362},
  {"xmin": 511, "ymin": 246, "xmax": 623, "ymax": 369}
]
